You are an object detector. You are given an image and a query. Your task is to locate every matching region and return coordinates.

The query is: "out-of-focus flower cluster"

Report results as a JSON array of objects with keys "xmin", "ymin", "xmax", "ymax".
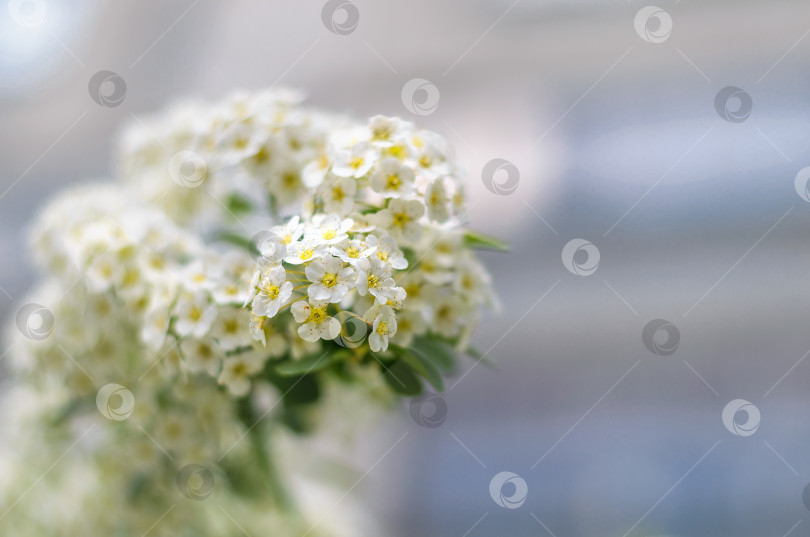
[{"xmin": 1, "ymin": 90, "xmax": 499, "ymax": 536}]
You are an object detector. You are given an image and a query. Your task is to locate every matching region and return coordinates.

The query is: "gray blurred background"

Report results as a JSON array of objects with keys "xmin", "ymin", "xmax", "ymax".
[{"xmin": 3, "ymin": 1, "xmax": 810, "ymax": 536}]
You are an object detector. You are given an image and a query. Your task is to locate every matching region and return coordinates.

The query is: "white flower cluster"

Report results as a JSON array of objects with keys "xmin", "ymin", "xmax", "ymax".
[{"xmin": 2, "ymin": 89, "xmax": 498, "ymax": 537}]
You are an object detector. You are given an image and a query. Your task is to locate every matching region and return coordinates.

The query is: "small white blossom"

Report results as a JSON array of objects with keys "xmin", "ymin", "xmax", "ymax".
[
  {"xmin": 291, "ymin": 299, "xmax": 340, "ymax": 342},
  {"xmin": 370, "ymin": 158, "xmax": 415, "ymax": 198},
  {"xmin": 305, "ymin": 254, "xmax": 356, "ymax": 303},
  {"xmin": 251, "ymin": 266, "xmax": 293, "ymax": 318}
]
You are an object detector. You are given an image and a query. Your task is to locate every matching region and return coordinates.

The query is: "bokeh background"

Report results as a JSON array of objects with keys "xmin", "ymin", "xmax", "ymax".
[{"xmin": 3, "ymin": 1, "xmax": 810, "ymax": 536}]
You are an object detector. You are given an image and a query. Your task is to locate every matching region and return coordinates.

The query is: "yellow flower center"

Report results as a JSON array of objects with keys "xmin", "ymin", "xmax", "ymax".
[
  {"xmin": 376, "ymin": 321, "xmax": 389, "ymax": 335},
  {"xmin": 377, "ymin": 249, "xmax": 389, "ymax": 262},
  {"xmin": 322, "ymin": 273, "xmax": 338, "ymax": 288},
  {"xmin": 332, "ymin": 186, "xmax": 345, "ymax": 201},
  {"xmin": 350, "ymin": 156, "xmax": 365, "ymax": 169},
  {"xmin": 309, "ymin": 306, "xmax": 327, "ymax": 324},
  {"xmin": 346, "ymin": 246, "xmax": 360, "ymax": 258},
  {"xmin": 393, "ymin": 212, "xmax": 409, "ymax": 227},
  {"xmin": 419, "ymin": 155, "xmax": 432, "ymax": 168},
  {"xmin": 386, "ymin": 174, "xmax": 401, "ymax": 190},
  {"xmin": 260, "ymin": 282, "xmax": 280, "ymax": 299},
  {"xmin": 322, "ymin": 229, "xmax": 336, "ymax": 240},
  {"xmin": 190, "ymin": 307, "xmax": 203, "ymax": 322},
  {"xmin": 224, "ymin": 319, "xmax": 240, "ymax": 334},
  {"xmin": 300, "ymin": 249, "xmax": 313, "ymax": 261},
  {"xmin": 367, "ymin": 274, "xmax": 380, "ymax": 289}
]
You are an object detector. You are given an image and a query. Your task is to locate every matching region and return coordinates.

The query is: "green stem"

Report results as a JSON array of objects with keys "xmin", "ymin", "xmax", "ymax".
[{"xmin": 236, "ymin": 397, "xmax": 296, "ymax": 512}]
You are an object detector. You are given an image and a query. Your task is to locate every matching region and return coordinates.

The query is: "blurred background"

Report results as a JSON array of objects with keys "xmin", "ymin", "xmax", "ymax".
[{"xmin": 3, "ymin": 0, "xmax": 810, "ymax": 535}]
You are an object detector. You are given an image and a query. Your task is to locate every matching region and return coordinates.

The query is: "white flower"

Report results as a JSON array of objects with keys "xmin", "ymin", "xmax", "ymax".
[
  {"xmin": 430, "ymin": 295, "xmax": 464, "ymax": 338},
  {"xmin": 355, "ymin": 256, "xmax": 395, "ymax": 304},
  {"xmin": 180, "ymin": 337, "xmax": 222, "ymax": 376},
  {"xmin": 391, "ymin": 309, "xmax": 426, "ymax": 347},
  {"xmin": 291, "ymin": 299, "xmax": 340, "ymax": 342},
  {"xmin": 142, "ymin": 303, "xmax": 171, "ymax": 351},
  {"xmin": 252, "ymin": 266, "xmax": 293, "ymax": 318},
  {"xmin": 269, "ymin": 166, "xmax": 307, "ymax": 206},
  {"xmin": 212, "ymin": 307, "xmax": 252, "ymax": 351},
  {"xmin": 365, "ymin": 305, "xmax": 396, "ymax": 352},
  {"xmin": 368, "ymin": 115, "xmax": 407, "ymax": 146},
  {"xmin": 329, "ymin": 238, "xmax": 375, "ymax": 267},
  {"xmin": 174, "ymin": 291, "xmax": 217, "ymax": 338},
  {"xmin": 182, "ymin": 259, "xmax": 221, "ymax": 292},
  {"xmin": 302, "ymin": 152, "xmax": 331, "ymax": 188},
  {"xmin": 269, "ymin": 215, "xmax": 304, "ymax": 246},
  {"xmin": 256, "ymin": 233, "xmax": 288, "ymax": 264},
  {"xmin": 284, "ymin": 238, "xmax": 328, "ymax": 265},
  {"xmin": 331, "ymin": 142, "xmax": 375, "ymax": 178},
  {"xmin": 370, "ymin": 158, "xmax": 415, "ymax": 198},
  {"xmin": 307, "ymin": 214, "xmax": 353, "ymax": 245},
  {"xmin": 249, "ymin": 313, "xmax": 267, "ymax": 345},
  {"xmin": 365, "ymin": 234, "xmax": 408, "ymax": 269},
  {"xmin": 304, "ymin": 254, "xmax": 355, "ymax": 303},
  {"xmin": 218, "ymin": 352, "xmax": 265, "ymax": 397},
  {"xmin": 375, "ymin": 199, "xmax": 425, "ymax": 243},
  {"xmin": 321, "ymin": 176, "xmax": 357, "ymax": 215},
  {"xmin": 424, "ymin": 179, "xmax": 450, "ymax": 223}
]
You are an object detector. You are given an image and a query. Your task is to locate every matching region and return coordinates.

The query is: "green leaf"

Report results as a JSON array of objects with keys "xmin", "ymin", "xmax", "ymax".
[
  {"xmin": 225, "ymin": 193, "xmax": 254, "ymax": 215},
  {"xmin": 412, "ymin": 337, "xmax": 457, "ymax": 372},
  {"xmin": 264, "ymin": 370, "xmax": 321, "ymax": 407},
  {"xmin": 463, "ymin": 230, "xmax": 509, "ymax": 252},
  {"xmin": 403, "ymin": 349, "xmax": 445, "ymax": 392},
  {"xmin": 382, "ymin": 359, "xmax": 423, "ymax": 395},
  {"xmin": 465, "ymin": 345, "xmax": 497, "ymax": 370},
  {"xmin": 209, "ymin": 231, "xmax": 259, "ymax": 256},
  {"xmin": 274, "ymin": 351, "xmax": 337, "ymax": 377}
]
